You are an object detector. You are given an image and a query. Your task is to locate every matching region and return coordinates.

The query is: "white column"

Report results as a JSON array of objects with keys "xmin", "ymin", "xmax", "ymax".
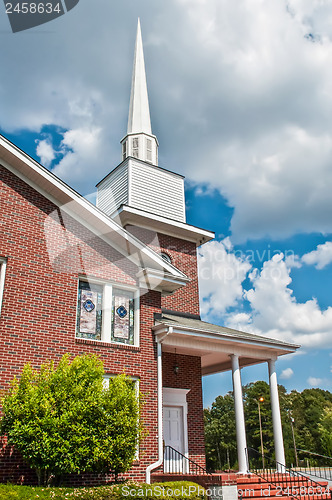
[
  {"xmin": 231, "ymin": 354, "xmax": 248, "ymax": 474},
  {"xmin": 268, "ymin": 359, "xmax": 286, "ymax": 470}
]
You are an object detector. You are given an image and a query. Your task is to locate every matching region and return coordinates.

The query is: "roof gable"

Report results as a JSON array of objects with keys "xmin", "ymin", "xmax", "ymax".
[{"xmin": 0, "ymin": 134, "xmax": 188, "ymax": 293}]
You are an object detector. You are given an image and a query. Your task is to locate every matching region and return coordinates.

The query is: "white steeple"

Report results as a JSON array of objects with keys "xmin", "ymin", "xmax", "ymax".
[
  {"xmin": 121, "ymin": 19, "xmax": 158, "ymax": 165},
  {"xmin": 127, "ymin": 18, "xmax": 152, "ymax": 135}
]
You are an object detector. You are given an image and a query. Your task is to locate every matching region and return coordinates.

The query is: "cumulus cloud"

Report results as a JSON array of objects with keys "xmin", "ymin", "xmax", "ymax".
[
  {"xmin": 199, "ymin": 243, "xmax": 332, "ymax": 349},
  {"xmin": 241, "ymin": 253, "xmax": 332, "ymax": 348},
  {"xmin": 2, "ymin": 1, "xmax": 332, "ymax": 241},
  {"xmin": 280, "ymin": 368, "xmax": 294, "ymax": 380},
  {"xmin": 198, "ymin": 238, "xmax": 251, "ymax": 316},
  {"xmin": 302, "ymin": 241, "xmax": 332, "ymax": 269},
  {"xmin": 173, "ymin": 0, "xmax": 332, "ymax": 242},
  {"xmin": 307, "ymin": 376, "xmax": 323, "ymax": 387},
  {"xmin": 36, "ymin": 139, "xmax": 55, "ymax": 168}
]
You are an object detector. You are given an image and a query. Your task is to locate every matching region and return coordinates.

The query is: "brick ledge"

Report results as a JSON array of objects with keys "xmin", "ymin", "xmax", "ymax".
[{"xmin": 75, "ymin": 338, "xmax": 141, "ymax": 351}]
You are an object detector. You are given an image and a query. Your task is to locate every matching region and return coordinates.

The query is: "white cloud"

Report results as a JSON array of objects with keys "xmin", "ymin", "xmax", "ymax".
[
  {"xmin": 280, "ymin": 368, "xmax": 294, "ymax": 380},
  {"xmin": 174, "ymin": 0, "xmax": 332, "ymax": 242},
  {"xmin": 36, "ymin": 139, "xmax": 55, "ymax": 168},
  {"xmin": 241, "ymin": 253, "xmax": 332, "ymax": 348},
  {"xmin": 307, "ymin": 376, "xmax": 323, "ymax": 387},
  {"xmin": 302, "ymin": 241, "xmax": 332, "ymax": 269},
  {"xmin": 0, "ymin": 0, "xmax": 332, "ymax": 241},
  {"xmin": 199, "ymin": 242, "xmax": 332, "ymax": 349},
  {"xmin": 1, "ymin": 1, "xmax": 332, "ymax": 241},
  {"xmin": 198, "ymin": 239, "xmax": 251, "ymax": 316}
]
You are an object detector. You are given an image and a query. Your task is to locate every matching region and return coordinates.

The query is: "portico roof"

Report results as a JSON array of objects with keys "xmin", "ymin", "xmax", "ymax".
[{"xmin": 153, "ymin": 312, "xmax": 300, "ymax": 376}]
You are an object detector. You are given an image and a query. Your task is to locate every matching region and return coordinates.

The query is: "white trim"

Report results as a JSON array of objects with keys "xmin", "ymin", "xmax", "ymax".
[
  {"xmin": 76, "ymin": 277, "xmax": 140, "ymax": 347},
  {"xmin": 153, "ymin": 324, "xmax": 299, "ymax": 352},
  {"xmin": 128, "ymin": 160, "xmax": 132, "ymax": 206},
  {"xmin": 163, "ymin": 387, "xmax": 190, "ymax": 461},
  {"xmin": 112, "ymin": 205, "xmax": 215, "ymax": 246},
  {"xmin": 146, "ymin": 341, "xmax": 163, "ymax": 483},
  {"xmin": 0, "ymin": 258, "xmax": 7, "ymax": 317}
]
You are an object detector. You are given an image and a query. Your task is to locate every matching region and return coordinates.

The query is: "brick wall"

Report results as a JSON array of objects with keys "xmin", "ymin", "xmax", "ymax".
[
  {"xmin": 0, "ymin": 165, "xmax": 161, "ymax": 484},
  {"xmin": 126, "ymin": 226, "xmax": 201, "ymax": 316},
  {"xmin": 162, "ymin": 352, "xmax": 206, "ymax": 468}
]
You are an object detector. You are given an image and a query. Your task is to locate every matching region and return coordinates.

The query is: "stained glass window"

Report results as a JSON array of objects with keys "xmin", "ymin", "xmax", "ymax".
[
  {"xmin": 77, "ymin": 281, "xmax": 103, "ymax": 340},
  {"xmin": 76, "ymin": 281, "xmax": 136, "ymax": 345},
  {"xmin": 111, "ymin": 288, "xmax": 135, "ymax": 345}
]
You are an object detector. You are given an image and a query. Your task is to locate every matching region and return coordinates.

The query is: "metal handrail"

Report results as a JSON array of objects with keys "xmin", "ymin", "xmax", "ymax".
[
  {"xmin": 163, "ymin": 445, "xmax": 212, "ymax": 475},
  {"xmin": 296, "ymin": 449, "xmax": 332, "ymax": 482},
  {"xmin": 246, "ymin": 447, "xmax": 331, "ymax": 500},
  {"xmin": 297, "ymin": 449, "xmax": 332, "ymax": 462}
]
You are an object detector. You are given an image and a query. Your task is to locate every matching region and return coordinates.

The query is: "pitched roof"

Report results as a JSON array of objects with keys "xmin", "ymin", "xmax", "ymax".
[
  {"xmin": 0, "ymin": 133, "xmax": 188, "ymax": 293},
  {"xmin": 154, "ymin": 312, "xmax": 300, "ymax": 350}
]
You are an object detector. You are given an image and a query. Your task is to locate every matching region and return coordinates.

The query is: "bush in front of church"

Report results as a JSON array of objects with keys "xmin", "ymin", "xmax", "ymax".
[{"xmin": 0, "ymin": 354, "xmax": 142, "ymax": 487}]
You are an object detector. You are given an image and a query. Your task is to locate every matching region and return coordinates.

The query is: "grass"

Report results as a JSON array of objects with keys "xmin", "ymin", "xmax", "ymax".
[{"xmin": 0, "ymin": 481, "xmax": 207, "ymax": 500}]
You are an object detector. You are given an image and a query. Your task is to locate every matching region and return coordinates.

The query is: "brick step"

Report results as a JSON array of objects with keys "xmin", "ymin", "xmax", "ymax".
[
  {"xmin": 237, "ymin": 484, "xmax": 329, "ymax": 491},
  {"xmin": 237, "ymin": 481, "xmax": 329, "ymax": 488},
  {"xmin": 236, "ymin": 473, "xmax": 331, "ymax": 500},
  {"xmin": 237, "ymin": 489, "xmax": 330, "ymax": 498},
  {"xmin": 238, "ymin": 496, "xmax": 330, "ymax": 500}
]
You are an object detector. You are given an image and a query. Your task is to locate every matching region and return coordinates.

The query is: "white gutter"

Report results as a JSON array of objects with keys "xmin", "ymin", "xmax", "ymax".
[{"xmin": 146, "ymin": 341, "xmax": 163, "ymax": 483}]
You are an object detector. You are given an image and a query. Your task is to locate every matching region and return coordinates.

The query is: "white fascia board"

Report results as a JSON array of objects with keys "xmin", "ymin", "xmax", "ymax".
[
  {"xmin": 137, "ymin": 268, "xmax": 189, "ymax": 293},
  {"xmin": 0, "ymin": 135, "xmax": 185, "ymax": 284},
  {"xmin": 153, "ymin": 324, "xmax": 299, "ymax": 353},
  {"xmin": 112, "ymin": 205, "xmax": 215, "ymax": 246}
]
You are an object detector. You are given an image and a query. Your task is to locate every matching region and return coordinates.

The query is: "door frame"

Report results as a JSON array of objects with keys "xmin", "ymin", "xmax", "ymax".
[{"xmin": 163, "ymin": 387, "xmax": 190, "ymax": 459}]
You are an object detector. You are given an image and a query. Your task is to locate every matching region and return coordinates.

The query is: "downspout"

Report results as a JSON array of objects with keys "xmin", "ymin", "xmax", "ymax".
[{"xmin": 146, "ymin": 340, "xmax": 163, "ymax": 483}]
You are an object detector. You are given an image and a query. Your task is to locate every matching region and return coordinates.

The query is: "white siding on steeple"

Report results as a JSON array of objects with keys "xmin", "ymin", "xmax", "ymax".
[
  {"xmin": 96, "ymin": 162, "xmax": 129, "ymax": 216},
  {"xmin": 96, "ymin": 158, "xmax": 186, "ymax": 223},
  {"xmin": 129, "ymin": 160, "xmax": 185, "ymax": 222}
]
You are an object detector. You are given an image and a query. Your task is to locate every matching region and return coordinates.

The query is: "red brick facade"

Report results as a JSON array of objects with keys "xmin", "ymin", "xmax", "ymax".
[
  {"xmin": 162, "ymin": 352, "xmax": 206, "ymax": 468},
  {"xmin": 126, "ymin": 226, "xmax": 201, "ymax": 316},
  {"xmin": 0, "ymin": 164, "xmax": 205, "ymax": 485}
]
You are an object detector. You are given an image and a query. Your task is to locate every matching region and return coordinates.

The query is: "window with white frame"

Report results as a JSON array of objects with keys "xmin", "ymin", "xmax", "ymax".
[
  {"xmin": 132, "ymin": 137, "xmax": 139, "ymax": 158},
  {"xmin": 76, "ymin": 280, "xmax": 139, "ymax": 345},
  {"xmin": 0, "ymin": 258, "xmax": 7, "ymax": 317},
  {"xmin": 122, "ymin": 140, "xmax": 127, "ymax": 161},
  {"xmin": 146, "ymin": 138, "xmax": 152, "ymax": 162}
]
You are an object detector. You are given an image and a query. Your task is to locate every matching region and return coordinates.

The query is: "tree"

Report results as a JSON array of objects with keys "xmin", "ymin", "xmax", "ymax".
[
  {"xmin": 318, "ymin": 406, "xmax": 332, "ymax": 457},
  {"xmin": 0, "ymin": 354, "xmax": 142, "ymax": 486},
  {"xmin": 204, "ymin": 393, "xmax": 237, "ymax": 471},
  {"xmin": 243, "ymin": 381, "xmax": 274, "ymax": 459}
]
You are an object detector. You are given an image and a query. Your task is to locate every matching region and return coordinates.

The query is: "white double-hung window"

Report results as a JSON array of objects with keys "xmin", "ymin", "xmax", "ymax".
[
  {"xmin": 76, "ymin": 279, "xmax": 139, "ymax": 346},
  {"xmin": 0, "ymin": 258, "xmax": 7, "ymax": 317}
]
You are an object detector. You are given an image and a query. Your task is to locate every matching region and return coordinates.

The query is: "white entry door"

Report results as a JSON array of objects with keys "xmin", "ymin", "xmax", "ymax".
[{"xmin": 163, "ymin": 406, "xmax": 187, "ymax": 473}]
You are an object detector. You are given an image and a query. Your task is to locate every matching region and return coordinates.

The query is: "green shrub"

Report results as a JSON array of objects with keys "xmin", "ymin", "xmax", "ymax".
[
  {"xmin": 0, "ymin": 482, "xmax": 207, "ymax": 500},
  {"xmin": 0, "ymin": 355, "xmax": 142, "ymax": 486}
]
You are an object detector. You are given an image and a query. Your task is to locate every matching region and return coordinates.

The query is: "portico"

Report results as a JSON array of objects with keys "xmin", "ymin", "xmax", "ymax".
[{"xmin": 153, "ymin": 311, "xmax": 299, "ymax": 475}]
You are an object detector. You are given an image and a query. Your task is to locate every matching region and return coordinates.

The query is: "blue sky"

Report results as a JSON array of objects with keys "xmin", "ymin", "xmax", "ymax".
[{"xmin": 0, "ymin": 0, "xmax": 332, "ymax": 408}]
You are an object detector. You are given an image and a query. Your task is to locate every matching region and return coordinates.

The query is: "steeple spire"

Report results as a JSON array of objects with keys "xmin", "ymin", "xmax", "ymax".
[
  {"xmin": 121, "ymin": 19, "xmax": 159, "ymax": 165},
  {"xmin": 127, "ymin": 18, "xmax": 152, "ymax": 135}
]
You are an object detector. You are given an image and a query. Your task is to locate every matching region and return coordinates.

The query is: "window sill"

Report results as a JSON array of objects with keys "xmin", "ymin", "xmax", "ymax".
[{"xmin": 75, "ymin": 337, "xmax": 140, "ymax": 351}]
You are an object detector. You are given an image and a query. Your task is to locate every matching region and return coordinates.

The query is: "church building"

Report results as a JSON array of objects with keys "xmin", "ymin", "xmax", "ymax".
[{"xmin": 0, "ymin": 20, "xmax": 299, "ymax": 485}]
